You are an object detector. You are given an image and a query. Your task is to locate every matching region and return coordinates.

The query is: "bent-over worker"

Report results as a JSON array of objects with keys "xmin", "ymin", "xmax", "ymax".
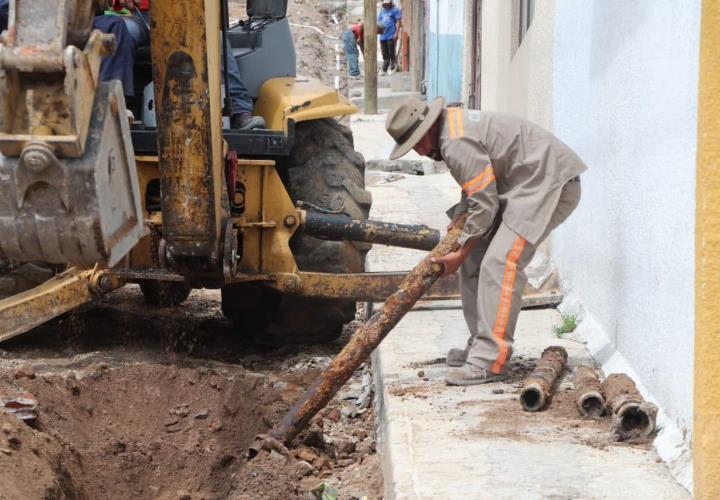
[{"xmin": 385, "ymin": 97, "xmax": 587, "ymax": 386}]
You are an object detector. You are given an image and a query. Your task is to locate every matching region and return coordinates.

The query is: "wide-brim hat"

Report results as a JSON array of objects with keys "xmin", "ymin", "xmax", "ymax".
[{"xmin": 386, "ymin": 96, "xmax": 445, "ymax": 160}]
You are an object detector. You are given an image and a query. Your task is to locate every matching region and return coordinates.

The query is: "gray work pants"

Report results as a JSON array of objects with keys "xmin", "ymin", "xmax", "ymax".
[{"xmin": 460, "ymin": 180, "xmax": 581, "ymax": 374}]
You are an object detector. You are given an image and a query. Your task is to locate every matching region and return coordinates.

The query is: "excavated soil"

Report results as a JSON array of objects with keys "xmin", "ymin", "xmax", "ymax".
[{"xmin": 0, "ymin": 287, "xmax": 382, "ymax": 499}]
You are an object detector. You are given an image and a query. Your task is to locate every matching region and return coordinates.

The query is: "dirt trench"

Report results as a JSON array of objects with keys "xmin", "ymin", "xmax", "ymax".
[{"xmin": 0, "ymin": 287, "xmax": 382, "ymax": 499}]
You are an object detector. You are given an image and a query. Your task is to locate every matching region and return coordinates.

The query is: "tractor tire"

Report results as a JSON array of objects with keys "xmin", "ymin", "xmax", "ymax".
[
  {"xmin": 222, "ymin": 118, "xmax": 372, "ymax": 345},
  {"xmin": 140, "ymin": 281, "xmax": 192, "ymax": 307}
]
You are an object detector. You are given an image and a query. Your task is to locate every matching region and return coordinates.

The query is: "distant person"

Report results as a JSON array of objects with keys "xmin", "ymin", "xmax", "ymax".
[
  {"xmin": 385, "ymin": 97, "xmax": 587, "ymax": 386},
  {"xmin": 342, "ymin": 21, "xmax": 363, "ymax": 79},
  {"xmin": 377, "ymin": 1, "xmax": 401, "ymax": 76}
]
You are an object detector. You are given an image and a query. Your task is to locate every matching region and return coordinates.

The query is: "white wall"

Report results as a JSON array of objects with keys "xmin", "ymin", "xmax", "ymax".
[
  {"xmin": 480, "ymin": 0, "xmax": 555, "ymax": 128},
  {"xmin": 551, "ymin": 1, "xmax": 701, "ymax": 486}
]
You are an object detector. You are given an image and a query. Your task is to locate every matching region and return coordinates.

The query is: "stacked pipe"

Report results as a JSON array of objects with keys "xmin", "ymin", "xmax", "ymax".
[{"xmin": 569, "ymin": 366, "xmax": 658, "ymax": 440}]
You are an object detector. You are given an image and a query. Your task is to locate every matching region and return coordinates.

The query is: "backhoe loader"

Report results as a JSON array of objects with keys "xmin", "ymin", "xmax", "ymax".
[{"xmin": 0, "ymin": 0, "xmax": 450, "ymax": 346}]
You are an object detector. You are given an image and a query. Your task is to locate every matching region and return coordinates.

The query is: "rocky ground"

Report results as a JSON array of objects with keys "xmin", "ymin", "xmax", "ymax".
[{"xmin": 0, "ymin": 288, "xmax": 382, "ymax": 499}]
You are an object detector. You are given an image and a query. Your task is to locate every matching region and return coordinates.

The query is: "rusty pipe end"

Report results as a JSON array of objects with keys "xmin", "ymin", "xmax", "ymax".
[
  {"xmin": 577, "ymin": 390, "xmax": 605, "ymax": 418},
  {"xmin": 611, "ymin": 402, "xmax": 658, "ymax": 439},
  {"xmin": 247, "ymin": 433, "xmax": 288, "ymax": 462},
  {"xmin": 247, "ymin": 440, "xmax": 262, "ymax": 461},
  {"xmin": 520, "ymin": 382, "xmax": 547, "ymax": 412}
]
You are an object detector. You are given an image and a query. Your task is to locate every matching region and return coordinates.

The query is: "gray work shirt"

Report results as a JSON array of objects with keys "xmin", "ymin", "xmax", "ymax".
[{"xmin": 440, "ymin": 108, "xmax": 588, "ymax": 245}]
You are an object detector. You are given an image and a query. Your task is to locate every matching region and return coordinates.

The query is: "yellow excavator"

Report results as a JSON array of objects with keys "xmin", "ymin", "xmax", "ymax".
[{"xmin": 0, "ymin": 0, "xmax": 452, "ymax": 346}]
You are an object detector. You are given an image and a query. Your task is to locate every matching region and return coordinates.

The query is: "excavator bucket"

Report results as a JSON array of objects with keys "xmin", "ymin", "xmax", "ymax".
[
  {"xmin": 0, "ymin": 81, "xmax": 144, "ymax": 267},
  {"xmin": 0, "ymin": 0, "xmax": 144, "ymax": 268}
]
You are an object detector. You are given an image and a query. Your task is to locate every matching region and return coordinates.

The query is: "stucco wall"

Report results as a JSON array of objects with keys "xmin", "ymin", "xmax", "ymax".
[
  {"xmin": 480, "ymin": 0, "xmax": 555, "ymax": 128},
  {"xmin": 551, "ymin": 1, "xmax": 701, "ymax": 482}
]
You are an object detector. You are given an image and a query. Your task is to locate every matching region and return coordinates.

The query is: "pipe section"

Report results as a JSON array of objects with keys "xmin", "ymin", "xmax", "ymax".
[
  {"xmin": 602, "ymin": 373, "xmax": 658, "ymax": 440},
  {"xmin": 302, "ymin": 210, "xmax": 441, "ymax": 251},
  {"xmin": 520, "ymin": 346, "xmax": 568, "ymax": 412},
  {"xmin": 249, "ymin": 215, "xmax": 467, "ymax": 455},
  {"xmin": 572, "ymin": 364, "xmax": 605, "ymax": 418}
]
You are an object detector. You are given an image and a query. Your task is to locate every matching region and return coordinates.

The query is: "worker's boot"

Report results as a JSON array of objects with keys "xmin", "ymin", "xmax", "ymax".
[
  {"xmin": 445, "ymin": 363, "xmax": 508, "ymax": 386},
  {"xmin": 446, "ymin": 347, "xmax": 469, "ymax": 367},
  {"xmin": 231, "ymin": 112, "xmax": 267, "ymax": 131}
]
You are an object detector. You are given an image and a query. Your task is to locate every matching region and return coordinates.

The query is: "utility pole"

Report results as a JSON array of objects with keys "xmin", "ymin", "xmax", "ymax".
[{"xmin": 363, "ymin": 0, "xmax": 378, "ymax": 114}]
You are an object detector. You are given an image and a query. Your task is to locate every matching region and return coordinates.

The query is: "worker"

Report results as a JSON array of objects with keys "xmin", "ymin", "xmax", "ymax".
[
  {"xmin": 385, "ymin": 97, "xmax": 587, "ymax": 386},
  {"xmin": 109, "ymin": 0, "xmax": 266, "ymax": 130},
  {"xmin": 377, "ymin": 1, "xmax": 401, "ymax": 76},
  {"xmin": 342, "ymin": 21, "xmax": 363, "ymax": 79},
  {"xmin": 0, "ymin": 4, "xmax": 137, "ymax": 98},
  {"xmin": 92, "ymin": 15, "xmax": 137, "ymax": 97}
]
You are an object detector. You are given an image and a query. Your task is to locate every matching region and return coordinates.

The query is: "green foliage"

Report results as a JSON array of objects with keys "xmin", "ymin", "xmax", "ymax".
[{"xmin": 553, "ymin": 313, "xmax": 578, "ymax": 338}]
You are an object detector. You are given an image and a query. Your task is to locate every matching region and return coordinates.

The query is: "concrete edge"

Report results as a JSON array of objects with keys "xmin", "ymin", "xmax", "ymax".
[
  {"xmin": 558, "ymin": 290, "xmax": 693, "ymax": 495},
  {"xmin": 371, "ymin": 348, "xmax": 397, "ymax": 500}
]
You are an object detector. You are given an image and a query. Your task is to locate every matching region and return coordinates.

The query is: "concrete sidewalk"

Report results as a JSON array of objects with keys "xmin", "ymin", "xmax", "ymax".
[{"xmin": 353, "ymin": 113, "xmax": 690, "ymax": 499}]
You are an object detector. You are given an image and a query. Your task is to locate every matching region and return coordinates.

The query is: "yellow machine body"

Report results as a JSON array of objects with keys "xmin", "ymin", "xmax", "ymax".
[{"xmin": 255, "ymin": 77, "xmax": 358, "ymax": 132}]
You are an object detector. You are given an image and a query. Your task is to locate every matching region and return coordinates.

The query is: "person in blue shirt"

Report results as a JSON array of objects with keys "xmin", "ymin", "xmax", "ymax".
[{"xmin": 377, "ymin": 1, "xmax": 402, "ymax": 76}]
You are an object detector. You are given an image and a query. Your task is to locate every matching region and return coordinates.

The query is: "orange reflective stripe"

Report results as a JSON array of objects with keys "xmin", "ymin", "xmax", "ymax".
[
  {"xmin": 461, "ymin": 165, "xmax": 495, "ymax": 195},
  {"xmin": 466, "ymin": 173, "xmax": 495, "ymax": 196},
  {"xmin": 448, "ymin": 108, "xmax": 457, "ymax": 138},
  {"xmin": 491, "ymin": 236, "xmax": 526, "ymax": 374},
  {"xmin": 456, "ymin": 108, "xmax": 464, "ymax": 137}
]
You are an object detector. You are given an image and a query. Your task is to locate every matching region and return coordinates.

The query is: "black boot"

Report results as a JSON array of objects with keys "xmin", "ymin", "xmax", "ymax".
[{"xmin": 231, "ymin": 112, "xmax": 267, "ymax": 131}]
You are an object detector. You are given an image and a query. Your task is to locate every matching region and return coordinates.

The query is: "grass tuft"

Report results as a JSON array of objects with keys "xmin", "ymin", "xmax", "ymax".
[{"xmin": 553, "ymin": 313, "xmax": 578, "ymax": 338}]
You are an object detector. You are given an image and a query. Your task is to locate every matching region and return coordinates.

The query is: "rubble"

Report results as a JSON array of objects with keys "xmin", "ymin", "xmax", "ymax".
[{"xmin": 1, "ymin": 392, "xmax": 37, "ymax": 421}]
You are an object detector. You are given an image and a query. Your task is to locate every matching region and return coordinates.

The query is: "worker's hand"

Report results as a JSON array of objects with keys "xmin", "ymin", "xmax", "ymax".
[{"xmin": 432, "ymin": 250, "xmax": 464, "ymax": 277}]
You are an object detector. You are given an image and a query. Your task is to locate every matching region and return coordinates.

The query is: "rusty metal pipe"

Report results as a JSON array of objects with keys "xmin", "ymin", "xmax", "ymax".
[
  {"xmin": 519, "ymin": 346, "xmax": 568, "ymax": 412},
  {"xmin": 301, "ymin": 210, "xmax": 441, "ymax": 251},
  {"xmin": 602, "ymin": 373, "xmax": 658, "ymax": 440},
  {"xmin": 249, "ymin": 215, "xmax": 467, "ymax": 455},
  {"xmin": 572, "ymin": 364, "xmax": 605, "ymax": 417}
]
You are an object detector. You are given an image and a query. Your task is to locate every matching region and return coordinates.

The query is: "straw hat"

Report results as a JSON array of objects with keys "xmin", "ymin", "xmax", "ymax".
[{"xmin": 386, "ymin": 96, "xmax": 445, "ymax": 160}]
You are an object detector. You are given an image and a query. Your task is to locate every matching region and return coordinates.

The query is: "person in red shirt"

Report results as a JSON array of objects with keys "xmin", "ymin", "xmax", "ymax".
[{"xmin": 343, "ymin": 21, "xmax": 363, "ymax": 78}]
